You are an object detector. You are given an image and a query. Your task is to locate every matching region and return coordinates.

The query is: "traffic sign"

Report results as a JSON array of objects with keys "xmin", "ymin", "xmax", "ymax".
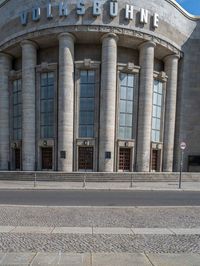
[{"xmin": 180, "ymin": 142, "xmax": 186, "ymax": 150}]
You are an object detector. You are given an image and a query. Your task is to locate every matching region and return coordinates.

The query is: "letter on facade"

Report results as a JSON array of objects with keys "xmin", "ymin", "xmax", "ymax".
[
  {"xmin": 20, "ymin": 11, "xmax": 28, "ymax": 25},
  {"xmin": 110, "ymin": 1, "xmax": 118, "ymax": 17},
  {"xmin": 77, "ymin": 0, "xmax": 85, "ymax": 15},
  {"xmin": 47, "ymin": 3, "xmax": 53, "ymax": 18},
  {"xmin": 140, "ymin": 8, "xmax": 148, "ymax": 24},
  {"xmin": 93, "ymin": 0, "xmax": 102, "ymax": 16},
  {"xmin": 125, "ymin": 4, "xmax": 134, "ymax": 20},
  {"xmin": 153, "ymin": 13, "xmax": 159, "ymax": 28},
  {"xmin": 59, "ymin": 2, "xmax": 68, "ymax": 17}
]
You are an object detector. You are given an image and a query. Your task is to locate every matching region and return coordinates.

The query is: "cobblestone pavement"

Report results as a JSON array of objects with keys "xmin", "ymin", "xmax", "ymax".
[
  {"xmin": 0, "ymin": 206, "xmax": 200, "ymax": 228},
  {"xmin": 1, "ymin": 206, "xmax": 200, "ymax": 254},
  {"xmin": 0, "ymin": 233, "xmax": 200, "ymax": 253}
]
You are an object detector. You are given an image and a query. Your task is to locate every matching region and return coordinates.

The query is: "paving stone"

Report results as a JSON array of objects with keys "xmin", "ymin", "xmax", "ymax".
[
  {"xmin": 53, "ymin": 227, "xmax": 92, "ymax": 234},
  {"xmin": 1, "ymin": 252, "xmax": 35, "ymax": 265},
  {"xmin": 147, "ymin": 253, "xmax": 200, "ymax": 266},
  {"xmin": 0, "ymin": 226, "xmax": 15, "ymax": 233},
  {"xmin": 132, "ymin": 228, "xmax": 173, "ymax": 235},
  {"xmin": 93, "ymin": 227, "xmax": 132, "ymax": 235},
  {"xmin": 170, "ymin": 228, "xmax": 200, "ymax": 235},
  {"xmin": 92, "ymin": 253, "xmax": 152, "ymax": 266},
  {"xmin": 31, "ymin": 252, "xmax": 90, "ymax": 266},
  {"xmin": 13, "ymin": 226, "xmax": 54, "ymax": 234}
]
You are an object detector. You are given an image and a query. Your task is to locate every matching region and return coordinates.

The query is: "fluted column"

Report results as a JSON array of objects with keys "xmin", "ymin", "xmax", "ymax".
[
  {"xmin": 99, "ymin": 33, "xmax": 118, "ymax": 172},
  {"xmin": 0, "ymin": 53, "xmax": 12, "ymax": 170},
  {"xmin": 58, "ymin": 33, "xmax": 75, "ymax": 172},
  {"xmin": 21, "ymin": 40, "xmax": 37, "ymax": 171},
  {"xmin": 137, "ymin": 41, "xmax": 156, "ymax": 172},
  {"xmin": 163, "ymin": 54, "xmax": 179, "ymax": 172}
]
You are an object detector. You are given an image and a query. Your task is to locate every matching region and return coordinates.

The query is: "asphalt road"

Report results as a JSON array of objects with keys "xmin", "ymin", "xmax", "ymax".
[{"xmin": 0, "ymin": 190, "xmax": 200, "ymax": 206}]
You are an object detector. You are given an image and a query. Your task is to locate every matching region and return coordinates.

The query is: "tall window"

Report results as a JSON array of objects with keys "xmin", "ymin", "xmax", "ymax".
[
  {"xmin": 152, "ymin": 80, "xmax": 163, "ymax": 142},
  {"xmin": 40, "ymin": 72, "xmax": 55, "ymax": 139},
  {"xmin": 79, "ymin": 70, "xmax": 96, "ymax": 138},
  {"xmin": 13, "ymin": 79, "xmax": 22, "ymax": 140},
  {"xmin": 119, "ymin": 73, "xmax": 135, "ymax": 139}
]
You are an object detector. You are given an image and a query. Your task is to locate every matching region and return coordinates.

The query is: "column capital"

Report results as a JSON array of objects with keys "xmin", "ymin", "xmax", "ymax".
[
  {"xmin": 139, "ymin": 41, "xmax": 156, "ymax": 50},
  {"xmin": 164, "ymin": 53, "xmax": 180, "ymax": 63},
  {"xmin": 58, "ymin": 32, "xmax": 76, "ymax": 42},
  {"xmin": 100, "ymin": 33, "xmax": 119, "ymax": 43},
  {"xmin": 20, "ymin": 40, "xmax": 39, "ymax": 49}
]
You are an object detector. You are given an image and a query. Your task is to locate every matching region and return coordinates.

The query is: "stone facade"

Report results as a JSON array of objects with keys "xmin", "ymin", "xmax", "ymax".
[{"xmin": 0, "ymin": 0, "xmax": 199, "ymax": 172}]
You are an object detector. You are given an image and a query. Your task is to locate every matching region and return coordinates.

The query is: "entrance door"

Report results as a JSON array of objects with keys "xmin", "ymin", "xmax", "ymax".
[
  {"xmin": 151, "ymin": 149, "xmax": 159, "ymax": 172},
  {"xmin": 78, "ymin": 147, "xmax": 93, "ymax": 171},
  {"xmin": 119, "ymin": 148, "xmax": 131, "ymax": 172},
  {"xmin": 42, "ymin": 147, "xmax": 53, "ymax": 170},
  {"xmin": 15, "ymin": 148, "xmax": 21, "ymax": 170}
]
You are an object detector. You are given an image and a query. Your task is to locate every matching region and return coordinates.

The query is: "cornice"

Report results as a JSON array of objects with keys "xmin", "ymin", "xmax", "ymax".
[{"xmin": 0, "ymin": 0, "xmax": 199, "ymax": 21}]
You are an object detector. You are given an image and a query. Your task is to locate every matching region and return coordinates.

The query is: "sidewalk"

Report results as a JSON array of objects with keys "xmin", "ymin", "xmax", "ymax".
[
  {"xmin": 0, "ymin": 180, "xmax": 200, "ymax": 191},
  {"xmin": 0, "ymin": 252, "xmax": 199, "ymax": 266}
]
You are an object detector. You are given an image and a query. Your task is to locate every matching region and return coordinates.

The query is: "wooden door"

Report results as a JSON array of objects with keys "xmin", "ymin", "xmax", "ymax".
[
  {"xmin": 15, "ymin": 149, "xmax": 21, "ymax": 170},
  {"xmin": 42, "ymin": 148, "xmax": 53, "ymax": 170},
  {"xmin": 119, "ymin": 148, "xmax": 131, "ymax": 171},
  {"xmin": 78, "ymin": 147, "xmax": 93, "ymax": 171}
]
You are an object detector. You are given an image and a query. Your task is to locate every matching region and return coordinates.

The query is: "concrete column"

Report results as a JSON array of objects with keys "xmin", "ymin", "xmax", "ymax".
[
  {"xmin": 58, "ymin": 33, "xmax": 75, "ymax": 172},
  {"xmin": 21, "ymin": 40, "xmax": 37, "ymax": 171},
  {"xmin": 99, "ymin": 33, "xmax": 118, "ymax": 172},
  {"xmin": 137, "ymin": 41, "xmax": 156, "ymax": 172},
  {"xmin": 163, "ymin": 54, "xmax": 179, "ymax": 172},
  {"xmin": 0, "ymin": 53, "xmax": 12, "ymax": 170}
]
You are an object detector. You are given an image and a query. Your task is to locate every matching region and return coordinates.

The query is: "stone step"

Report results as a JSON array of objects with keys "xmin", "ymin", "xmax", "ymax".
[{"xmin": 0, "ymin": 172, "xmax": 199, "ymax": 182}]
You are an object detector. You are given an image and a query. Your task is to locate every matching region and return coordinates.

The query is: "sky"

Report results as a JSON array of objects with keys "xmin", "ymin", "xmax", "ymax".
[{"xmin": 176, "ymin": 0, "xmax": 200, "ymax": 15}]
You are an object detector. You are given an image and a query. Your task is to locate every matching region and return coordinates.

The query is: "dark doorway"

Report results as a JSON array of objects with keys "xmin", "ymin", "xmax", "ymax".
[
  {"xmin": 78, "ymin": 147, "xmax": 93, "ymax": 171},
  {"xmin": 15, "ymin": 148, "xmax": 21, "ymax": 170},
  {"xmin": 119, "ymin": 148, "xmax": 131, "ymax": 171},
  {"xmin": 42, "ymin": 147, "xmax": 53, "ymax": 170}
]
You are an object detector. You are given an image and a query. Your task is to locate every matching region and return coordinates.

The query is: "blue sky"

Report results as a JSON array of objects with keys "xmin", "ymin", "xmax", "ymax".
[{"xmin": 176, "ymin": 0, "xmax": 200, "ymax": 15}]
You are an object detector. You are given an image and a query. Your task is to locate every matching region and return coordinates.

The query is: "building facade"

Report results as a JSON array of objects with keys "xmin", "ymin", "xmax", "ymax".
[{"xmin": 0, "ymin": 0, "xmax": 199, "ymax": 172}]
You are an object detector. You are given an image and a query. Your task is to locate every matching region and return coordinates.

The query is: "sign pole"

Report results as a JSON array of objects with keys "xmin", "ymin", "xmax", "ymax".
[{"xmin": 179, "ymin": 142, "xmax": 186, "ymax": 189}]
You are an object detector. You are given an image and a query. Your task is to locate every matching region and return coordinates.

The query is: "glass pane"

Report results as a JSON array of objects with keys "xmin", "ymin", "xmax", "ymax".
[
  {"xmin": 158, "ymin": 82, "xmax": 163, "ymax": 94},
  {"xmin": 125, "ymin": 114, "xmax": 132, "ymax": 127},
  {"xmin": 79, "ymin": 126, "xmax": 87, "ymax": 138},
  {"xmin": 41, "ymin": 73, "xmax": 48, "ymax": 86},
  {"xmin": 88, "ymin": 71, "xmax": 95, "ymax": 83},
  {"xmin": 86, "ymin": 126, "xmax": 94, "ymax": 137},
  {"xmin": 157, "ymin": 94, "xmax": 162, "ymax": 106},
  {"xmin": 157, "ymin": 106, "xmax": 161, "ymax": 118},
  {"xmin": 120, "ymin": 86, "xmax": 126, "ymax": 100},
  {"xmin": 156, "ymin": 118, "xmax": 161, "ymax": 130},
  {"xmin": 120, "ymin": 114, "xmax": 126, "ymax": 126},
  {"xmin": 153, "ymin": 105, "xmax": 157, "ymax": 117},
  {"xmin": 120, "ymin": 100, "xmax": 126, "ymax": 113},
  {"xmin": 80, "ymin": 71, "xmax": 88, "ymax": 83},
  {"xmin": 152, "ymin": 130, "xmax": 156, "ymax": 142},
  {"xmin": 153, "ymin": 93, "xmax": 157, "ymax": 105},
  {"xmin": 152, "ymin": 118, "xmax": 156, "ymax": 130},
  {"xmin": 41, "ymin": 86, "xmax": 48, "ymax": 99},
  {"xmin": 80, "ymin": 98, "xmax": 94, "ymax": 111},
  {"xmin": 125, "ymin": 127, "xmax": 132, "ymax": 139},
  {"xmin": 127, "ymin": 87, "xmax": 133, "ymax": 100},
  {"xmin": 48, "ymin": 86, "xmax": 54, "ymax": 99},
  {"xmin": 119, "ymin": 127, "xmax": 125, "ymax": 139},
  {"xmin": 120, "ymin": 73, "xmax": 127, "ymax": 86},
  {"xmin": 126, "ymin": 101, "xmax": 133, "ymax": 113},
  {"xmin": 48, "ymin": 100, "xmax": 54, "ymax": 112},
  {"xmin": 156, "ymin": 131, "xmax": 160, "ymax": 142},
  {"xmin": 48, "ymin": 72, "xmax": 54, "ymax": 85},
  {"xmin": 80, "ymin": 84, "xmax": 95, "ymax": 97},
  {"xmin": 127, "ymin": 74, "xmax": 134, "ymax": 87}
]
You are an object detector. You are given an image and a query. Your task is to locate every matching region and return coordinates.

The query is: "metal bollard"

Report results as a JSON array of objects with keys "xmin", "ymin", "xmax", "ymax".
[
  {"xmin": 34, "ymin": 172, "xmax": 37, "ymax": 188},
  {"xmin": 130, "ymin": 174, "xmax": 133, "ymax": 188}
]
